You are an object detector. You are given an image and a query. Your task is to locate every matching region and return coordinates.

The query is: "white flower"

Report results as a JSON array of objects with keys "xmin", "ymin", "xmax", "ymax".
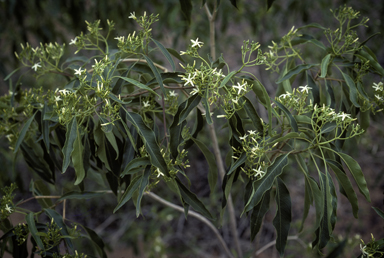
[
  {"xmin": 143, "ymin": 101, "xmax": 150, "ymax": 107},
  {"xmin": 373, "ymin": 82, "xmax": 383, "ymax": 91},
  {"xmin": 55, "ymin": 96, "xmax": 62, "ymax": 102},
  {"xmin": 233, "ymin": 82, "xmax": 246, "ymax": 95},
  {"xmin": 190, "ymin": 88, "xmax": 199, "ymax": 95},
  {"xmin": 191, "ymin": 38, "xmax": 203, "ymax": 48},
  {"xmin": 128, "ymin": 12, "xmax": 136, "ymax": 19},
  {"xmin": 5, "ymin": 204, "xmax": 13, "ymax": 213},
  {"xmin": 156, "ymin": 168, "xmax": 164, "ymax": 177},
  {"xmin": 298, "ymin": 85, "xmax": 312, "ymax": 94},
  {"xmin": 169, "ymin": 90, "xmax": 178, "ymax": 97},
  {"xmin": 239, "ymin": 135, "xmax": 248, "ymax": 141},
  {"xmin": 338, "ymin": 112, "xmax": 351, "ymax": 121},
  {"xmin": 69, "ymin": 37, "xmax": 77, "ymax": 45},
  {"xmin": 182, "ymin": 73, "xmax": 195, "ymax": 86},
  {"xmin": 114, "ymin": 36, "xmax": 125, "ymax": 42},
  {"xmin": 375, "ymin": 94, "xmax": 383, "ymax": 101},
  {"xmin": 360, "ymin": 244, "xmax": 369, "ymax": 257},
  {"xmin": 32, "ymin": 62, "xmax": 41, "ymax": 71},
  {"xmin": 59, "ymin": 89, "xmax": 70, "ymax": 95},
  {"xmin": 74, "ymin": 67, "xmax": 84, "ymax": 75},
  {"xmin": 180, "ymin": 51, "xmax": 188, "ymax": 55},
  {"xmin": 232, "ymin": 97, "xmax": 239, "ymax": 104},
  {"xmin": 253, "ymin": 166, "xmax": 265, "ymax": 179},
  {"xmin": 279, "ymin": 92, "xmax": 291, "ymax": 99},
  {"xmin": 248, "ymin": 130, "xmax": 256, "ymax": 135}
]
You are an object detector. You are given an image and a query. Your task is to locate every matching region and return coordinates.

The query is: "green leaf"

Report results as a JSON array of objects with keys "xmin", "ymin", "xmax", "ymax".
[
  {"xmin": 58, "ymin": 191, "xmax": 105, "ymax": 201},
  {"xmin": 201, "ymin": 97, "xmax": 212, "ymax": 124},
  {"xmin": 179, "ymin": 0, "xmax": 192, "ymax": 24},
  {"xmin": 14, "ymin": 111, "xmax": 37, "ymax": 153},
  {"xmin": 44, "ymin": 208, "xmax": 74, "ymax": 251},
  {"xmin": 121, "ymin": 157, "xmax": 151, "ymax": 177},
  {"xmin": 115, "ymin": 76, "xmax": 160, "ymax": 97},
  {"xmin": 320, "ymin": 54, "xmax": 332, "ymax": 78},
  {"xmin": 250, "ymin": 188, "xmax": 271, "ymax": 241},
  {"xmin": 341, "ymin": 72, "xmax": 360, "ymax": 108},
  {"xmin": 170, "ymin": 101, "xmax": 187, "ymax": 159},
  {"xmin": 175, "ymin": 178, "xmax": 214, "ymax": 220},
  {"xmin": 179, "ymin": 94, "xmax": 202, "ymax": 124},
  {"xmin": 166, "ymin": 48, "xmax": 186, "ymax": 64},
  {"xmin": 266, "ymin": 0, "xmax": 275, "ymax": 10},
  {"xmin": 108, "ymin": 92, "xmax": 132, "ymax": 105},
  {"xmin": 336, "ymin": 152, "xmax": 370, "ymax": 202},
  {"xmin": 105, "ymin": 131, "xmax": 119, "ymax": 159},
  {"xmin": 136, "ymin": 167, "xmax": 151, "ymax": 217},
  {"xmin": 227, "ymin": 152, "xmax": 247, "ymax": 175},
  {"xmin": 273, "ymin": 177, "xmax": 291, "ymax": 257},
  {"xmin": 114, "ymin": 176, "xmax": 142, "ymax": 213},
  {"xmin": 250, "ymin": 79, "xmax": 272, "ymax": 134},
  {"xmin": 320, "ymin": 122, "xmax": 337, "ymax": 135},
  {"xmin": 124, "ymin": 109, "xmax": 169, "ymax": 177},
  {"xmin": 152, "ymin": 39, "xmax": 175, "ymax": 71},
  {"xmin": 372, "ymin": 207, "xmax": 384, "ymax": 219},
  {"xmin": 274, "ymin": 100, "xmax": 298, "ymax": 132},
  {"xmin": 62, "ymin": 117, "xmax": 78, "ymax": 173},
  {"xmin": 192, "ymin": 138, "xmax": 218, "ymax": 193},
  {"xmin": 219, "ymin": 71, "xmax": 237, "ymax": 88},
  {"xmin": 276, "ymin": 64, "xmax": 318, "ymax": 84},
  {"xmin": 356, "ymin": 49, "xmax": 384, "ymax": 77},
  {"xmin": 41, "ymin": 104, "xmax": 50, "ymax": 152},
  {"xmin": 4, "ymin": 67, "xmax": 21, "ymax": 81},
  {"xmin": 245, "ymin": 153, "xmax": 290, "ymax": 212},
  {"xmin": 143, "ymin": 55, "xmax": 166, "ymax": 95},
  {"xmin": 242, "ymin": 96, "xmax": 264, "ymax": 133},
  {"xmin": 72, "ymin": 125, "xmax": 85, "ymax": 185},
  {"xmin": 26, "ymin": 213, "xmax": 45, "ymax": 251},
  {"xmin": 266, "ymin": 132, "xmax": 300, "ymax": 147},
  {"xmin": 82, "ymin": 225, "xmax": 107, "ymax": 258},
  {"xmin": 326, "ymin": 159, "xmax": 359, "ymax": 218}
]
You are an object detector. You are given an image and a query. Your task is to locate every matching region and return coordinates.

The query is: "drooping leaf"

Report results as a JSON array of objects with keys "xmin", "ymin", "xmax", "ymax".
[
  {"xmin": 136, "ymin": 167, "xmax": 151, "ymax": 217},
  {"xmin": 179, "ymin": 94, "xmax": 202, "ymax": 124},
  {"xmin": 273, "ymin": 177, "xmax": 291, "ymax": 257},
  {"xmin": 372, "ymin": 207, "xmax": 384, "ymax": 219},
  {"xmin": 166, "ymin": 48, "xmax": 186, "ymax": 64},
  {"xmin": 192, "ymin": 138, "xmax": 218, "ymax": 193},
  {"xmin": 143, "ymin": 55, "xmax": 166, "ymax": 95},
  {"xmin": 62, "ymin": 117, "xmax": 77, "ymax": 173},
  {"xmin": 229, "ymin": 0, "xmax": 238, "ymax": 8},
  {"xmin": 152, "ymin": 39, "xmax": 175, "ymax": 71},
  {"xmin": 72, "ymin": 125, "xmax": 85, "ymax": 185},
  {"xmin": 201, "ymin": 97, "xmax": 213, "ymax": 124},
  {"xmin": 341, "ymin": 72, "xmax": 360, "ymax": 108},
  {"xmin": 41, "ymin": 103, "xmax": 50, "ymax": 152},
  {"xmin": 245, "ymin": 153, "xmax": 290, "ymax": 212},
  {"xmin": 179, "ymin": 0, "xmax": 192, "ymax": 24},
  {"xmin": 121, "ymin": 157, "xmax": 151, "ymax": 177},
  {"xmin": 242, "ymin": 96, "xmax": 264, "ymax": 133},
  {"xmin": 274, "ymin": 100, "xmax": 299, "ymax": 132},
  {"xmin": 170, "ymin": 101, "xmax": 188, "ymax": 159},
  {"xmin": 227, "ymin": 152, "xmax": 247, "ymax": 175},
  {"xmin": 250, "ymin": 188, "xmax": 271, "ymax": 241},
  {"xmin": 184, "ymin": 108, "xmax": 204, "ymax": 149},
  {"xmin": 267, "ymin": 0, "xmax": 275, "ymax": 10},
  {"xmin": 320, "ymin": 54, "xmax": 332, "ymax": 78},
  {"xmin": 276, "ymin": 64, "xmax": 318, "ymax": 84},
  {"xmin": 14, "ymin": 111, "xmax": 37, "ymax": 153},
  {"xmin": 326, "ymin": 159, "xmax": 359, "ymax": 218},
  {"xmin": 58, "ymin": 191, "xmax": 105, "ymax": 201},
  {"xmin": 26, "ymin": 213, "xmax": 44, "ymax": 251},
  {"xmin": 114, "ymin": 175, "xmax": 142, "ymax": 212},
  {"xmin": 124, "ymin": 109, "xmax": 169, "ymax": 177},
  {"xmin": 250, "ymin": 79, "xmax": 272, "ymax": 134},
  {"xmin": 220, "ymin": 71, "xmax": 237, "ymax": 88},
  {"xmin": 356, "ymin": 48, "xmax": 384, "ymax": 77},
  {"xmin": 175, "ymin": 178, "xmax": 215, "ymax": 220},
  {"xmin": 115, "ymin": 76, "xmax": 160, "ymax": 97},
  {"xmin": 307, "ymin": 72, "xmax": 320, "ymax": 105},
  {"xmin": 82, "ymin": 225, "xmax": 107, "ymax": 258}
]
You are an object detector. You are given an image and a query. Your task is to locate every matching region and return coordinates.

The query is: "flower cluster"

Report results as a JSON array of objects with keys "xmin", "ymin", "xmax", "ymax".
[
  {"xmin": 218, "ymin": 80, "xmax": 251, "ymax": 119},
  {"xmin": 373, "ymin": 82, "xmax": 384, "ymax": 106},
  {"xmin": 13, "ymin": 223, "xmax": 29, "ymax": 245},
  {"xmin": 180, "ymin": 38, "xmax": 204, "ymax": 57},
  {"xmin": 0, "ymin": 183, "xmax": 17, "ymax": 220},
  {"xmin": 276, "ymin": 85, "xmax": 313, "ymax": 115},
  {"xmin": 241, "ymin": 40, "xmax": 266, "ymax": 67}
]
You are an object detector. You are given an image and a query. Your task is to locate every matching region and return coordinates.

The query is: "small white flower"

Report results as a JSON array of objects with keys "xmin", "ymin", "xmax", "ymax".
[
  {"xmin": 233, "ymin": 82, "xmax": 246, "ymax": 95},
  {"xmin": 239, "ymin": 135, "xmax": 248, "ymax": 141},
  {"xmin": 59, "ymin": 89, "xmax": 70, "ymax": 95},
  {"xmin": 279, "ymin": 92, "xmax": 291, "ymax": 99},
  {"xmin": 253, "ymin": 166, "xmax": 265, "ymax": 179},
  {"xmin": 32, "ymin": 62, "xmax": 41, "ymax": 71},
  {"xmin": 114, "ymin": 36, "xmax": 125, "ymax": 42},
  {"xmin": 375, "ymin": 94, "xmax": 383, "ymax": 101},
  {"xmin": 373, "ymin": 82, "xmax": 383, "ymax": 91},
  {"xmin": 248, "ymin": 130, "xmax": 256, "ymax": 135},
  {"xmin": 191, "ymin": 38, "xmax": 203, "ymax": 48},
  {"xmin": 143, "ymin": 101, "xmax": 150, "ymax": 107},
  {"xmin": 232, "ymin": 97, "xmax": 239, "ymax": 104},
  {"xmin": 5, "ymin": 204, "xmax": 13, "ymax": 213},
  {"xmin": 182, "ymin": 73, "xmax": 195, "ymax": 87},
  {"xmin": 128, "ymin": 12, "xmax": 136, "ymax": 19},
  {"xmin": 338, "ymin": 112, "xmax": 351, "ymax": 121},
  {"xmin": 190, "ymin": 88, "xmax": 199, "ymax": 95},
  {"xmin": 156, "ymin": 168, "xmax": 164, "ymax": 177},
  {"xmin": 6, "ymin": 134, "xmax": 13, "ymax": 142},
  {"xmin": 69, "ymin": 37, "xmax": 77, "ymax": 45},
  {"xmin": 180, "ymin": 51, "xmax": 188, "ymax": 55},
  {"xmin": 74, "ymin": 67, "xmax": 84, "ymax": 75},
  {"xmin": 298, "ymin": 85, "xmax": 312, "ymax": 94},
  {"xmin": 55, "ymin": 96, "xmax": 62, "ymax": 102},
  {"xmin": 169, "ymin": 90, "xmax": 178, "ymax": 97},
  {"xmin": 360, "ymin": 244, "xmax": 368, "ymax": 257}
]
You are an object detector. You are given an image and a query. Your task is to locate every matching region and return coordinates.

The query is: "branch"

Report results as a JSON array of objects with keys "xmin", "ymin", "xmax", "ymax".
[
  {"xmin": 254, "ymin": 235, "xmax": 306, "ymax": 256},
  {"xmin": 145, "ymin": 192, "xmax": 235, "ymax": 258}
]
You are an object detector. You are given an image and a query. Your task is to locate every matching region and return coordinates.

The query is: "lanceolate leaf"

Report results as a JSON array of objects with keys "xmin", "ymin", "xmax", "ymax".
[
  {"xmin": 202, "ymin": 97, "xmax": 213, "ymax": 124},
  {"xmin": 192, "ymin": 138, "xmax": 218, "ymax": 193},
  {"xmin": 341, "ymin": 72, "xmax": 360, "ymax": 108},
  {"xmin": 114, "ymin": 176, "xmax": 142, "ymax": 213},
  {"xmin": 124, "ymin": 109, "xmax": 169, "ymax": 177},
  {"xmin": 179, "ymin": 94, "xmax": 202, "ymax": 124},
  {"xmin": 179, "ymin": 0, "xmax": 192, "ymax": 24},
  {"xmin": 58, "ymin": 191, "xmax": 105, "ymax": 201},
  {"xmin": 152, "ymin": 39, "xmax": 175, "ymax": 71},
  {"xmin": 242, "ymin": 96, "xmax": 264, "ymax": 133},
  {"xmin": 14, "ymin": 111, "xmax": 37, "ymax": 153},
  {"xmin": 166, "ymin": 48, "xmax": 186, "ymax": 64},
  {"xmin": 220, "ymin": 71, "xmax": 237, "ymax": 88},
  {"xmin": 372, "ymin": 207, "xmax": 384, "ymax": 219},
  {"xmin": 115, "ymin": 76, "xmax": 160, "ymax": 97},
  {"xmin": 72, "ymin": 125, "xmax": 85, "ymax": 185},
  {"xmin": 276, "ymin": 64, "xmax": 318, "ymax": 84},
  {"xmin": 121, "ymin": 157, "xmax": 151, "ymax": 177},
  {"xmin": 227, "ymin": 152, "xmax": 247, "ymax": 175},
  {"xmin": 42, "ymin": 104, "xmax": 50, "ymax": 152},
  {"xmin": 250, "ymin": 79, "xmax": 272, "ymax": 134},
  {"xmin": 336, "ymin": 152, "xmax": 370, "ymax": 202},
  {"xmin": 136, "ymin": 167, "xmax": 151, "ymax": 217},
  {"xmin": 175, "ymin": 178, "xmax": 215, "ymax": 220},
  {"xmin": 143, "ymin": 55, "xmax": 166, "ymax": 95},
  {"xmin": 62, "ymin": 117, "xmax": 78, "ymax": 173},
  {"xmin": 26, "ymin": 213, "xmax": 45, "ymax": 251},
  {"xmin": 250, "ymin": 188, "xmax": 271, "ymax": 241},
  {"xmin": 245, "ymin": 153, "xmax": 290, "ymax": 212},
  {"xmin": 320, "ymin": 54, "xmax": 332, "ymax": 78},
  {"xmin": 82, "ymin": 225, "xmax": 107, "ymax": 258},
  {"xmin": 170, "ymin": 101, "xmax": 187, "ymax": 159},
  {"xmin": 273, "ymin": 177, "xmax": 291, "ymax": 257},
  {"xmin": 274, "ymin": 100, "xmax": 299, "ymax": 132},
  {"xmin": 326, "ymin": 159, "xmax": 359, "ymax": 218}
]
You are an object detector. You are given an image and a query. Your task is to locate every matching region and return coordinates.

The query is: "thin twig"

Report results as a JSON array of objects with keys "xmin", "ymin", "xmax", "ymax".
[
  {"xmin": 145, "ymin": 192, "xmax": 235, "ymax": 258},
  {"xmin": 16, "ymin": 195, "xmax": 62, "ymax": 206},
  {"xmin": 254, "ymin": 235, "xmax": 303, "ymax": 257}
]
